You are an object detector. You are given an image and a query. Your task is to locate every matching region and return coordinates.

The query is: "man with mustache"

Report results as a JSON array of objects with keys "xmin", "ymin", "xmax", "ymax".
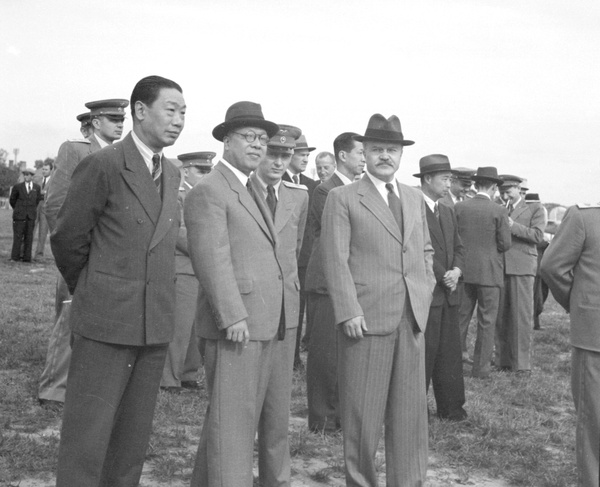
[
  {"xmin": 185, "ymin": 102, "xmax": 298, "ymax": 486},
  {"xmin": 322, "ymin": 114, "xmax": 435, "ymax": 486},
  {"xmin": 38, "ymin": 98, "xmax": 128, "ymax": 409},
  {"xmin": 52, "ymin": 75, "xmax": 185, "ymax": 486}
]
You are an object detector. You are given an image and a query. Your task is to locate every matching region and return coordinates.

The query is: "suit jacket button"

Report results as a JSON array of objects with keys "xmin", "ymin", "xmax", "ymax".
[
  {"xmin": 278, "ymin": 275, "xmax": 283, "ymax": 280},
  {"xmin": 137, "ymin": 219, "xmax": 144, "ymax": 224}
]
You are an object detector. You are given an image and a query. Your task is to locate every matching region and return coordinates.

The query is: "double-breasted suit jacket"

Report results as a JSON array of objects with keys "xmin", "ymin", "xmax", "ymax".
[
  {"xmin": 51, "ymin": 133, "xmax": 181, "ymax": 346},
  {"xmin": 10, "ymin": 181, "xmax": 43, "ymax": 220},
  {"xmin": 45, "ymin": 135, "xmax": 102, "ymax": 232}
]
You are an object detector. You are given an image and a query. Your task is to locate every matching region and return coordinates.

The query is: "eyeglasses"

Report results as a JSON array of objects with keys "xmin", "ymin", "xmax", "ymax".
[{"xmin": 231, "ymin": 131, "xmax": 270, "ymax": 146}]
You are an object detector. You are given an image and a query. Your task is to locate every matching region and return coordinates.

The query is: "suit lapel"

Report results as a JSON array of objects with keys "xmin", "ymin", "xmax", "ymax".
[
  {"xmin": 426, "ymin": 205, "xmax": 444, "ymax": 251},
  {"xmin": 219, "ymin": 163, "xmax": 275, "ymax": 245},
  {"xmin": 358, "ymin": 177, "xmax": 402, "ymax": 244},
  {"xmin": 398, "ymin": 182, "xmax": 414, "ymax": 242},
  {"xmin": 120, "ymin": 134, "xmax": 161, "ymax": 225},
  {"xmin": 274, "ymin": 184, "xmax": 295, "ymax": 234},
  {"xmin": 511, "ymin": 199, "xmax": 527, "ymax": 219}
]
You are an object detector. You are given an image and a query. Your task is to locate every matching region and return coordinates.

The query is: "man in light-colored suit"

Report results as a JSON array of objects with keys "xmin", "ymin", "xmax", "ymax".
[
  {"xmin": 160, "ymin": 151, "xmax": 215, "ymax": 392},
  {"xmin": 322, "ymin": 114, "xmax": 435, "ymax": 486},
  {"xmin": 33, "ymin": 161, "xmax": 52, "ymax": 260},
  {"xmin": 415, "ymin": 154, "xmax": 467, "ymax": 421},
  {"xmin": 52, "ymin": 76, "xmax": 185, "ymax": 486},
  {"xmin": 495, "ymin": 175, "xmax": 546, "ymax": 374},
  {"xmin": 185, "ymin": 103, "xmax": 304, "ymax": 486},
  {"xmin": 455, "ymin": 167, "xmax": 511, "ymax": 379},
  {"xmin": 38, "ymin": 99, "xmax": 127, "ymax": 409},
  {"xmin": 540, "ymin": 203, "xmax": 600, "ymax": 487},
  {"xmin": 305, "ymin": 131, "xmax": 365, "ymax": 433}
]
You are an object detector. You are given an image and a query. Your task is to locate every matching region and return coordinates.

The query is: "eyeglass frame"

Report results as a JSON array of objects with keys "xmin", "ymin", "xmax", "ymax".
[{"xmin": 230, "ymin": 130, "xmax": 270, "ymax": 146}]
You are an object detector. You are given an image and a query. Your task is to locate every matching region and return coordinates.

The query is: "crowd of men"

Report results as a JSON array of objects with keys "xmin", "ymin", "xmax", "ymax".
[{"xmin": 7, "ymin": 74, "xmax": 599, "ymax": 487}]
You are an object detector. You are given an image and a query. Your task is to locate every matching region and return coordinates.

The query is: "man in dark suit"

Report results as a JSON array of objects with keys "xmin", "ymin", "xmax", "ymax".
[
  {"xmin": 33, "ymin": 161, "xmax": 52, "ymax": 260},
  {"xmin": 160, "ymin": 152, "xmax": 215, "ymax": 392},
  {"xmin": 283, "ymin": 134, "xmax": 319, "ymax": 367},
  {"xmin": 455, "ymin": 167, "xmax": 511, "ymax": 379},
  {"xmin": 39, "ymin": 99, "xmax": 128, "ymax": 408},
  {"xmin": 10, "ymin": 167, "xmax": 43, "ymax": 262},
  {"xmin": 304, "ymin": 131, "xmax": 365, "ymax": 433},
  {"xmin": 185, "ymin": 103, "xmax": 304, "ymax": 486},
  {"xmin": 415, "ymin": 154, "xmax": 467, "ymax": 421},
  {"xmin": 540, "ymin": 203, "xmax": 600, "ymax": 486},
  {"xmin": 495, "ymin": 175, "xmax": 546, "ymax": 374},
  {"xmin": 440, "ymin": 167, "xmax": 475, "ymax": 208},
  {"xmin": 51, "ymin": 75, "xmax": 185, "ymax": 486},
  {"xmin": 322, "ymin": 114, "xmax": 435, "ymax": 486}
]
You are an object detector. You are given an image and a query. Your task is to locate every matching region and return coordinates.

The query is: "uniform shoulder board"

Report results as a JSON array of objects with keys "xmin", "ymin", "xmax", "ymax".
[
  {"xmin": 66, "ymin": 138, "xmax": 91, "ymax": 144},
  {"xmin": 576, "ymin": 202, "xmax": 600, "ymax": 209},
  {"xmin": 179, "ymin": 187, "xmax": 186, "ymax": 192},
  {"xmin": 282, "ymin": 180, "xmax": 308, "ymax": 190}
]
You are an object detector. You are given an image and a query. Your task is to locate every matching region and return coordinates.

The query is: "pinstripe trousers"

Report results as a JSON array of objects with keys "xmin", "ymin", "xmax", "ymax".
[{"xmin": 337, "ymin": 305, "xmax": 428, "ymax": 487}]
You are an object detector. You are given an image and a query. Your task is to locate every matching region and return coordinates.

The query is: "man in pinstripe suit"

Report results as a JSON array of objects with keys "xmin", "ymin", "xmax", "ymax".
[{"xmin": 322, "ymin": 114, "xmax": 435, "ymax": 487}]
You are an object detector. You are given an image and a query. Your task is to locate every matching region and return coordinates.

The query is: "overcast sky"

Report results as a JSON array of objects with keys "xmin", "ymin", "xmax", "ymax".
[{"xmin": 2, "ymin": 0, "xmax": 599, "ymax": 205}]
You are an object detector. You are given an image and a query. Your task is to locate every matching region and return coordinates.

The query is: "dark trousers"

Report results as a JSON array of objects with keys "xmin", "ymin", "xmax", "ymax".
[
  {"xmin": 424, "ymin": 301, "xmax": 466, "ymax": 419},
  {"xmin": 56, "ymin": 334, "xmax": 167, "ymax": 487},
  {"xmin": 11, "ymin": 217, "xmax": 35, "ymax": 261}
]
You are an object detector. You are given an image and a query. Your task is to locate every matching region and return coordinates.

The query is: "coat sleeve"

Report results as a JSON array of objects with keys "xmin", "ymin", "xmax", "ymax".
[
  {"xmin": 496, "ymin": 207, "xmax": 512, "ymax": 253},
  {"xmin": 321, "ymin": 188, "xmax": 364, "ymax": 324},
  {"xmin": 50, "ymin": 154, "xmax": 108, "ymax": 293},
  {"xmin": 9, "ymin": 184, "xmax": 19, "ymax": 209},
  {"xmin": 175, "ymin": 193, "xmax": 189, "ymax": 257},
  {"xmin": 296, "ymin": 192, "xmax": 309, "ymax": 258},
  {"xmin": 184, "ymin": 183, "xmax": 249, "ymax": 329},
  {"xmin": 421, "ymin": 197, "xmax": 436, "ymax": 296},
  {"xmin": 450, "ymin": 208, "xmax": 465, "ymax": 272},
  {"xmin": 539, "ymin": 206, "xmax": 583, "ymax": 312},
  {"xmin": 511, "ymin": 204, "xmax": 546, "ymax": 244}
]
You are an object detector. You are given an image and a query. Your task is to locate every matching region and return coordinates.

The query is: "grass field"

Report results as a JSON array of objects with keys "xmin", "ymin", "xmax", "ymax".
[{"xmin": 0, "ymin": 208, "xmax": 577, "ymax": 486}]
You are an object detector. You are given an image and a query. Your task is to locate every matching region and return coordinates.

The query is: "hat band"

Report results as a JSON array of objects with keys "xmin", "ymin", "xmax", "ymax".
[
  {"xmin": 420, "ymin": 163, "xmax": 451, "ymax": 174},
  {"xmin": 363, "ymin": 128, "xmax": 405, "ymax": 141}
]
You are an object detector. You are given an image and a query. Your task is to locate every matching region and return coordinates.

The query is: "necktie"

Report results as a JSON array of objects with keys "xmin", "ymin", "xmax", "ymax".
[
  {"xmin": 508, "ymin": 203, "xmax": 514, "ymax": 215},
  {"xmin": 292, "ymin": 174, "xmax": 299, "ymax": 185},
  {"xmin": 42, "ymin": 177, "xmax": 47, "ymax": 190},
  {"xmin": 434, "ymin": 202, "xmax": 440, "ymax": 220},
  {"xmin": 152, "ymin": 153, "xmax": 162, "ymax": 196},
  {"xmin": 266, "ymin": 184, "xmax": 277, "ymax": 219},
  {"xmin": 27, "ymin": 183, "xmax": 31, "ymax": 193},
  {"xmin": 246, "ymin": 179, "xmax": 254, "ymax": 196},
  {"xmin": 385, "ymin": 182, "xmax": 403, "ymax": 234}
]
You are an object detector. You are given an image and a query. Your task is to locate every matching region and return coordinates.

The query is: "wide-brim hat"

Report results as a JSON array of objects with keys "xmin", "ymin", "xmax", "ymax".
[
  {"xmin": 413, "ymin": 154, "xmax": 452, "ymax": 177},
  {"xmin": 525, "ymin": 193, "xmax": 540, "ymax": 203},
  {"xmin": 354, "ymin": 114, "xmax": 414, "ymax": 146},
  {"xmin": 212, "ymin": 101, "xmax": 279, "ymax": 142},
  {"xmin": 472, "ymin": 166, "xmax": 503, "ymax": 185},
  {"xmin": 451, "ymin": 166, "xmax": 476, "ymax": 183},
  {"xmin": 178, "ymin": 151, "xmax": 216, "ymax": 170},
  {"xmin": 85, "ymin": 99, "xmax": 128, "ymax": 118},
  {"xmin": 294, "ymin": 134, "xmax": 316, "ymax": 152},
  {"xmin": 21, "ymin": 167, "xmax": 36, "ymax": 175}
]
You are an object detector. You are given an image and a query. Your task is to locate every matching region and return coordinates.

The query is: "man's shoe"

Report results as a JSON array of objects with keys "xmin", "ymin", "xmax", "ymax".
[
  {"xmin": 441, "ymin": 409, "xmax": 468, "ymax": 422},
  {"xmin": 181, "ymin": 380, "xmax": 201, "ymax": 390},
  {"xmin": 462, "ymin": 352, "xmax": 473, "ymax": 365}
]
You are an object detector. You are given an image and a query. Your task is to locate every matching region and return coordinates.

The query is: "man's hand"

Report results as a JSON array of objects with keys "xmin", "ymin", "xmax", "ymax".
[
  {"xmin": 341, "ymin": 316, "xmax": 368, "ymax": 339},
  {"xmin": 508, "ymin": 217, "xmax": 514, "ymax": 228},
  {"xmin": 443, "ymin": 268, "xmax": 461, "ymax": 292},
  {"xmin": 225, "ymin": 319, "xmax": 250, "ymax": 344}
]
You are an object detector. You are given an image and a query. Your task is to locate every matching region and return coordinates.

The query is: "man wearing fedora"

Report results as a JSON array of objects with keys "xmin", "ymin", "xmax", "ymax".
[
  {"xmin": 304, "ymin": 131, "xmax": 365, "ymax": 433},
  {"xmin": 39, "ymin": 98, "xmax": 128, "ymax": 409},
  {"xmin": 415, "ymin": 154, "xmax": 467, "ymax": 421},
  {"xmin": 52, "ymin": 76, "xmax": 185, "ymax": 486},
  {"xmin": 160, "ymin": 152, "xmax": 215, "ymax": 392},
  {"xmin": 440, "ymin": 167, "xmax": 475, "ymax": 208},
  {"xmin": 455, "ymin": 167, "xmax": 511, "ymax": 379},
  {"xmin": 185, "ymin": 102, "xmax": 297, "ymax": 486},
  {"xmin": 9, "ymin": 167, "xmax": 43, "ymax": 262},
  {"xmin": 322, "ymin": 114, "xmax": 435, "ymax": 486},
  {"xmin": 495, "ymin": 175, "xmax": 546, "ymax": 375}
]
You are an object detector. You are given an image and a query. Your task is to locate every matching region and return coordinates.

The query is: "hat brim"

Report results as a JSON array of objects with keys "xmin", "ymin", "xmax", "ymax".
[
  {"xmin": 212, "ymin": 119, "xmax": 279, "ymax": 142},
  {"xmin": 354, "ymin": 135, "xmax": 414, "ymax": 146},
  {"xmin": 472, "ymin": 176, "xmax": 504, "ymax": 185},
  {"xmin": 294, "ymin": 147, "xmax": 316, "ymax": 152}
]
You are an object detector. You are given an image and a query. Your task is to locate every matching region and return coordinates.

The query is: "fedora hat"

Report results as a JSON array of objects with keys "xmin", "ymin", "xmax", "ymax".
[
  {"xmin": 293, "ymin": 134, "xmax": 316, "ymax": 152},
  {"xmin": 354, "ymin": 114, "xmax": 414, "ymax": 146},
  {"xmin": 413, "ymin": 154, "xmax": 452, "ymax": 177},
  {"xmin": 212, "ymin": 101, "xmax": 279, "ymax": 142},
  {"xmin": 472, "ymin": 166, "xmax": 503, "ymax": 185}
]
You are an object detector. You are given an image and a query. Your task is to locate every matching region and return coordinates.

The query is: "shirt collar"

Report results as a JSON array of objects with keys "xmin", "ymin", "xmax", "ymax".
[
  {"xmin": 334, "ymin": 169, "xmax": 353, "ymax": 185},
  {"xmin": 131, "ymin": 130, "xmax": 162, "ymax": 173},
  {"xmin": 422, "ymin": 192, "xmax": 437, "ymax": 212},
  {"xmin": 92, "ymin": 132, "xmax": 110, "ymax": 149},
  {"xmin": 365, "ymin": 169, "xmax": 399, "ymax": 202},
  {"xmin": 220, "ymin": 158, "xmax": 249, "ymax": 187},
  {"xmin": 476, "ymin": 191, "xmax": 491, "ymax": 200},
  {"xmin": 254, "ymin": 173, "xmax": 281, "ymax": 199}
]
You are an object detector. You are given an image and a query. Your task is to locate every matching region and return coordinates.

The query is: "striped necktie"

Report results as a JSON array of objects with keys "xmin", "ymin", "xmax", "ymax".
[
  {"xmin": 152, "ymin": 153, "xmax": 162, "ymax": 196},
  {"xmin": 434, "ymin": 202, "xmax": 440, "ymax": 220},
  {"xmin": 385, "ymin": 182, "xmax": 403, "ymax": 234},
  {"xmin": 292, "ymin": 174, "xmax": 299, "ymax": 185}
]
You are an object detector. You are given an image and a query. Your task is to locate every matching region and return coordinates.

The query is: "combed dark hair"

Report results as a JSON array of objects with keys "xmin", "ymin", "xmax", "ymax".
[
  {"xmin": 333, "ymin": 132, "xmax": 360, "ymax": 162},
  {"xmin": 130, "ymin": 75, "xmax": 182, "ymax": 118},
  {"xmin": 475, "ymin": 180, "xmax": 496, "ymax": 191},
  {"xmin": 43, "ymin": 161, "xmax": 54, "ymax": 170}
]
